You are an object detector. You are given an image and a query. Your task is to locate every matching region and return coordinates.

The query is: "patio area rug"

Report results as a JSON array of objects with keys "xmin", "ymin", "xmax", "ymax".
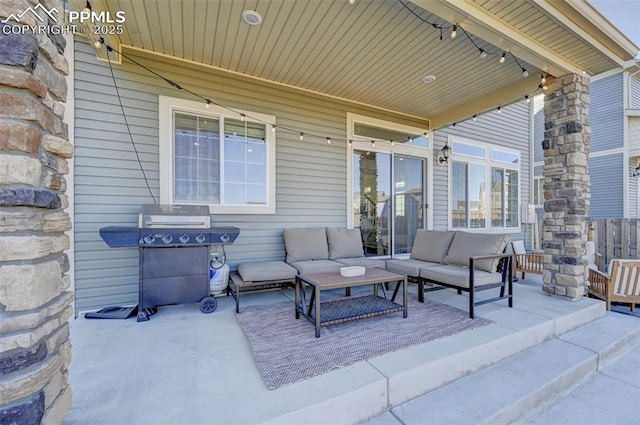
[{"xmin": 236, "ymin": 291, "xmax": 493, "ymax": 389}]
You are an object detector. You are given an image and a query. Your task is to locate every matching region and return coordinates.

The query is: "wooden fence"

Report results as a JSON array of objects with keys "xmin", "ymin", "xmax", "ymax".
[
  {"xmin": 535, "ymin": 218, "xmax": 640, "ymax": 269},
  {"xmin": 589, "ymin": 219, "xmax": 640, "ymax": 266}
]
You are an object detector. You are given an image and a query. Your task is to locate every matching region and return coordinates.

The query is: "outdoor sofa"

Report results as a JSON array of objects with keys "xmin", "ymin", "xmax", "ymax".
[
  {"xmin": 386, "ymin": 230, "xmax": 513, "ymax": 318},
  {"xmin": 229, "ymin": 227, "xmax": 385, "ymax": 312},
  {"xmin": 283, "ymin": 227, "xmax": 386, "ymax": 274}
]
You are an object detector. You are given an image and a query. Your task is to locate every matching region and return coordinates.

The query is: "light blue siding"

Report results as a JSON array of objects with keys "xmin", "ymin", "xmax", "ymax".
[
  {"xmin": 630, "ymin": 76, "xmax": 640, "ymax": 110},
  {"xmin": 629, "ymin": 158, "xmax": 638, "ymax": 218},
  {"xmin": 589, "ymin": 153, "xmax": 624, "ymax": 218},
  {"xmin": 591, "ymin": 73, "xmax": 624, "ymax": 152},
  {"xmin": 533, "ymin": 94, "xmax": 545, "ymax": 163}
]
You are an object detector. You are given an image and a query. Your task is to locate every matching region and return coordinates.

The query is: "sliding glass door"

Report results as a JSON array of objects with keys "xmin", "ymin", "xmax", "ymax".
[{"xmin": 353, "ymin": 150, "xmax": 425, "ymax": 257}]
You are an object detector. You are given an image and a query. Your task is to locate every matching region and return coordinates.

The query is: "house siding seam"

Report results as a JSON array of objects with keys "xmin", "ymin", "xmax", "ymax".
[{"xmin": 73, "ymin": 38, "xmax": 431, "ymax": 312}]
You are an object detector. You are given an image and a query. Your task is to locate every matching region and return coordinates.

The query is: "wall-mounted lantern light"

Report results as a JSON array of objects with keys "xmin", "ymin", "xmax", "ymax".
[{"xmin": 438, "ymin": 142, "xmax": 451, "ymax": 165}]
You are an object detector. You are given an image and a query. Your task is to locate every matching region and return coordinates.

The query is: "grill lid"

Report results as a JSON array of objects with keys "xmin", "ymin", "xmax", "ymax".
[{"xmin": 138, "ymin": 204, "xmax": 211, "ymax": 228}]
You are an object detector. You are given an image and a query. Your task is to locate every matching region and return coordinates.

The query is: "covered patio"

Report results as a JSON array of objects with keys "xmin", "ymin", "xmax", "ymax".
[
  {"xmin": 1, "ymin": 1, "xmax": 639, "ymax": 424},
  {"xmin": 63, "ymin": 277, "xmax": 627, "ymax": 425}
]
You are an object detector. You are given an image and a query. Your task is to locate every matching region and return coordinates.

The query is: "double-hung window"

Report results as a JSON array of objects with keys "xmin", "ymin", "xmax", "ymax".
[
  {"xmin": 159, "ymin": 96, "xmax": 276, "ymax": 214},
  {"xmin": 449, "ymin": 138, "xmax": 520, "ymax": 230}
]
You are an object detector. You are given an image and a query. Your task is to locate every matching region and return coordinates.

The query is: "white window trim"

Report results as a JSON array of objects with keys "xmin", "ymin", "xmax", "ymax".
[
  {"xmin": 346, "ymin": 113, "xmax": 433, "ymax": 231},
  {"xmin": 159, "ymin": 95, "xmax": 276, "ymax": 214},
  {"xmin": 447, "ymin": 136, "xmax": 521, "ymax": 233}
]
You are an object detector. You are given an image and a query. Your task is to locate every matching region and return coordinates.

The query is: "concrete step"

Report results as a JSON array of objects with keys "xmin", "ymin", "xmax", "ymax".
[
  {"xmin": 523, "ymin": 344, "xmax": 640, "ymax": 425},
  {"xmin": 362, "ymin": 312, "xmax": 640, "ymax": 425}
]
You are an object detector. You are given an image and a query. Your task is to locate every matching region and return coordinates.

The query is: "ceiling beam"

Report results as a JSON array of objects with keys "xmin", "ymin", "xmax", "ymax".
[
  {"xmin": 428, "ymin": 75, "xmax": 544, "ymax": 129},
  {"xmin": 410, "ymin": 0, "xmax": 586, "ymax": 76}
]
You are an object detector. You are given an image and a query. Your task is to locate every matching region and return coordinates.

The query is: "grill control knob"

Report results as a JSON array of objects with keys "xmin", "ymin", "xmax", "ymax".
[
  {"xmin": 162, "ymin": 234, "xmax": 173, "ymax": 244},
  {"xmin": 220, "ymin": 234, "xmax": 230, "ymax": 243},
  {"xmin": 143, "ymin": 234, "xmax": 155, "ymax": 244},
  {"xmin": 179, "ymin": 234, "xmax": 190, "ymax": 244},
  {"xmin": 195, "ymin": 234, "xmax": 206, "ymax": 244}
]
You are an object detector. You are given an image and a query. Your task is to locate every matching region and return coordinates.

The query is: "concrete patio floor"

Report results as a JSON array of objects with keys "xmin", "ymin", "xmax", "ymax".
[{"xmin": 63, "ymin": 276, "xmax": 609, "ymax": 425}]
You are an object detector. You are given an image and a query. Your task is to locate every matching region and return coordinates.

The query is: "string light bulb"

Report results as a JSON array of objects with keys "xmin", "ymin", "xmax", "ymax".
[
  {"xmin": 450, "ymin": 25, "xmax": 457, "ymax": 39},
  {"xmin": 479, "ymin": 49, "xmax": 487, "ymax": 59},
  {"xmin": 326, "ymin": 137, "xmax": 331, "ymax": 144},
  {"xmin": 541, "ymin": 74, "xmax": 547, "ymax": 84},
  {"xmin": 348, "ymin": 0, "xmax": 356, "ymax": 4},
  {"xmin": 497, "ymin": 106, "xmax": 502, "ymax": 113},
  {"xmin": 299, "ymin": 132, "xmax": 304, "ymax": 140},
  {"xmin": 271, "ymin": 125, "xmax": 276, "ymax": 132},
  {"xmin": 371, "ymin": 140, "xmax": 375, "ymax": 147},
  {"xmin": 499, "ymin": 52, "xmax": 506, "ymax": 64},
  {"xmin": 93, "ymin": 37, "xmax": 104, "ymax": 49},
  {"xmin": 83, "ymin": 1, "xmax": 92, "ymax": 13},
  {"xmin": 521, "ymin": 68, "xmax": 529, "ymax": 78},
  {"xmin": 205, "ymin": 100, "xmax": 211, "ymax": 108},
  {"xmin": 240, "ymin": 114, "xmax": 245, "ymax": 122},
  {"xmin": 348, "ymin": 140, "xmax": 353, "ymax": 145},
  {"xmin": 525, "ymin": 95, "xmax": 530, "ymax": 103},
  {"xmin": 472, "ymin": 115, "xmax": 477, "ymax": 121}
]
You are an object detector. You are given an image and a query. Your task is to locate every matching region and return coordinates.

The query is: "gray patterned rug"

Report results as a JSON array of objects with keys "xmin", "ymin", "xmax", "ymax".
[{"xmin": 236, "ymin": 291, "xmax": 493, "ymax": 389}]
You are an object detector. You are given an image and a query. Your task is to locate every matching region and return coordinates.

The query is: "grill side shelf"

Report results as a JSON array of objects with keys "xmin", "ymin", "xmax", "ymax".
[{"xmin": 99, "ymin": 226, "xmax": 139, "ymax": 248}]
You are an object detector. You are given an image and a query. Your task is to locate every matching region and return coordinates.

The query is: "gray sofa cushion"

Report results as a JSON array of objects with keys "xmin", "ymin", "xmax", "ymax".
[
  {"xmin": 288, "ymin": 259, "xmax": 343, "ymax": 274},
  {"xmin": 284, "ymin": 228, "xmax": 329, "ymax": 263},
  {"xmin": 410, "ymin": 230, "xmax": 456, "ymax": 263},
  {"xmin": 327, "ymin": 228, "xmax": 364, "ymax": 260},
  {"xmin": 386, "ymin": 258, "xmax": 441, "ymax": 277},
  {"xmin": 237, "ymin": 261, "xmax": 298, "ymax": 282},
  {"xmin": 420, "ymin": 265, "xmax": 502, "ymax": 288},
  {"xmin": 335, "ymin": 257, "xmax": 386, "ymax": 269},
  {"xmin": 443, "ymin": 232, "xmax": 508, "ymax": 272}
]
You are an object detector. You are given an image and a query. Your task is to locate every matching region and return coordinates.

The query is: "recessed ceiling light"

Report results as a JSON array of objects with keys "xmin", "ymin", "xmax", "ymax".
[
  {"xmin": 422, "ymin": 75, "xmax": 436, "ymax": 84},
  {"xmin": 242, "ymin": 10, "xmax": 262, "ymax": 26}
]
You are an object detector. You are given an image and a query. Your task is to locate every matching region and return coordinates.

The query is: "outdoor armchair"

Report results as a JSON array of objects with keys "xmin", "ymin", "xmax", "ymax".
[
  {"xmin": 588, "ymin": 259, "xmax": 640, "ymax": 311},
  {"xmin": 511, "ymin": 240, "xmax": 543, "ymax": 279}
]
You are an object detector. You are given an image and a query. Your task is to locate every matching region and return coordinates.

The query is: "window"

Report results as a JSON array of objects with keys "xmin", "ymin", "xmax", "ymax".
[
  {"xmin": 449, "ymin": 139, "xmax": 520, "ymax": 230},
  {"xmin": 533, "ymin": 177, "xmax": 544, "ymax": 206},
  {"xmin": 159, "ymin": 96, "xmax": 275, "ymax": 214}
]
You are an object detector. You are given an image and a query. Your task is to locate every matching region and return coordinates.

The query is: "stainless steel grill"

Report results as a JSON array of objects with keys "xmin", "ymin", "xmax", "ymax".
[{"xmin": 99, "ymin": 204, "xmax": 240, "ymax": 321}]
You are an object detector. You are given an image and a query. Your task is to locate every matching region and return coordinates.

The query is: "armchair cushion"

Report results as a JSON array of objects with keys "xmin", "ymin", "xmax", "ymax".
[
  {"xmin": 420, "ymin": 265, "xmax": 503, "ymax": 288},
  {"xmin": 443, "ymin": 232, "xmax": 509, "ymax": 272},
  {"xmin": 410, "ymin": 230, "xmax": 456, "ymax": 263}
]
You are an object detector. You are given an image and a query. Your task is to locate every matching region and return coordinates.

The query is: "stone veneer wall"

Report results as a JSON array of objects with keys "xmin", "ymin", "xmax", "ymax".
[
  {"xmin": 542, "ymin": 74, "xmax": 591, "ymax": 299},
  {"xmin": 0, "ymin": 1, "xmax": 73, "ymax": 424}
]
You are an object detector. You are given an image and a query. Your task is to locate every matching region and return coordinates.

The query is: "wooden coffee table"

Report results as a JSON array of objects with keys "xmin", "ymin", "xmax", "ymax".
[{"xmin": 294, "ymin": 268, "xmax": 407, "ymax": 337}]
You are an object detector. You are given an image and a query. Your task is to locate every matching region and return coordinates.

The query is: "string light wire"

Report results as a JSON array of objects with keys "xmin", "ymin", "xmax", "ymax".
[{"xmin": 101, "ymin": 30, "xmax": 546, "ymax": 146}]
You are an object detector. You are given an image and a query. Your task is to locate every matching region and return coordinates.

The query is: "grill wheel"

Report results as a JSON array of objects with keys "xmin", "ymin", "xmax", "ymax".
[{"xmin": 199, "ymin": 296, "xmax": 218, "ymax": 314}]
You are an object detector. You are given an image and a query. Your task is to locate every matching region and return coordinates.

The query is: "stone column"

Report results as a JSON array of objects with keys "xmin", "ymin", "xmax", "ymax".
[
  {"xmin": 0, "ymin": 1, "xmax": 73, "ymax": 424},
  {"xmin": 542, "ymin": 74, "xmax": 591, "ymax": 300}
]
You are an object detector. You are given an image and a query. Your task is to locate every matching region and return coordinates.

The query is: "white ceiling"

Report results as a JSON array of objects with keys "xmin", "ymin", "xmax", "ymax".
[{"xmin": 76, "ymin": 0, "xmax": 635, "ymax": 127}]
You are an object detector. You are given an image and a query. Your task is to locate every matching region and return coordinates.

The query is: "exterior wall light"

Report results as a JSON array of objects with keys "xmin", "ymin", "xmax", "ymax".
[{"xmin": 438, "ymin": 142, "xmax": 451, "ymax": 165}]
